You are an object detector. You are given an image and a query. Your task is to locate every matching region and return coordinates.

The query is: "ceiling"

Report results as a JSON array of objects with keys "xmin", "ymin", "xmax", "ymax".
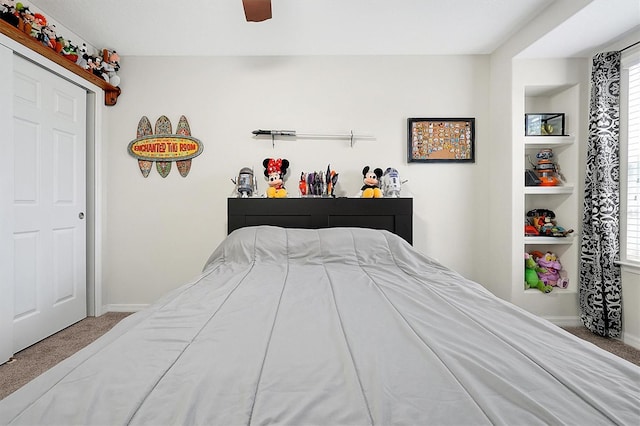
[
  {"xmin": 25, "ymin": 0, "xmax": 640, "ymax": 57},
  {"xmin": 519, "ymin": 0, "xmax": 640, "ymax": 58}
]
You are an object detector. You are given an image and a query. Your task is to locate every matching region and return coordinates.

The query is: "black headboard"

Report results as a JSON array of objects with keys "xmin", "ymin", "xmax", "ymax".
[{"xmin": 227, "ymin": 197, "xmax": 413, "ymax": 244}]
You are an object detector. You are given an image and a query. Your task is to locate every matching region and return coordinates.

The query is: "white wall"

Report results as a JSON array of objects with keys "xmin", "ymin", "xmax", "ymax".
[
  {"xmin": 103, "ymin": 55, "xmax": 490, "ymax": 306},
  {"xmin": 487, "ymin": 0, "xmax": 593, "ymax": 302},
  {"xmin": 622, "ymin": 269, "xmax": 640, "ymax": 348}
]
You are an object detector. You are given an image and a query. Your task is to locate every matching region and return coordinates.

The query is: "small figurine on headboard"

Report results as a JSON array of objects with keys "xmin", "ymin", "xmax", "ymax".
[
  {"xmin": 361, "ymin": 166, "xmax": 383, "ymax": 198},
  {"xmin": 382, "ymin": 167, "xmax": 406, "ymax": 198},
  {"xmin": 263, "ymin": 158, "xmax": 290, "ymax": 198},
  {"xmin": 232, "ymin": 167, "xmax": 257, "ymax": 198}
]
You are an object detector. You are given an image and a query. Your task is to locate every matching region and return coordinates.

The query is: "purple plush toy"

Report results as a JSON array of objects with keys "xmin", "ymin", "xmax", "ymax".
[{"xmin": 536, "ymin": 252, "xmax": 569, "ymax": 288}]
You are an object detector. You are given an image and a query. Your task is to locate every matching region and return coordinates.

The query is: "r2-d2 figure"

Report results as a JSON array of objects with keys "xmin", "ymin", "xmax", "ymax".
[
  {"xmin": 232, "ymin": 167, "xmax": 257, "ymax": 198},
  {"xmin": 381, "ymin": 167, "xmax": 404, "ymax": 198}
]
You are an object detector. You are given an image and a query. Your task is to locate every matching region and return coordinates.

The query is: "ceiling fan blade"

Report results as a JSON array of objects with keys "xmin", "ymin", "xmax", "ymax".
[{"xmin": 242, "ymin": 0, "xmax": 272, "ymax": 22}]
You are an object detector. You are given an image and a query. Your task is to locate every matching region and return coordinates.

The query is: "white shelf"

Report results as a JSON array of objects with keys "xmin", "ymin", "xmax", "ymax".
[
  {"xmin": 524, "ymin": 184, "xmax": 574, "ymax": 194},
  {"xmin": 525, "ymin": 236, "xmax": 575, "ymax": 245},
  {"xmin": 523, "ymin": 287, "xmax": 577, "ymax": 295},
  {"xmin": 524, "ymin": 136, "xmax": 574, "ymax": 147}
]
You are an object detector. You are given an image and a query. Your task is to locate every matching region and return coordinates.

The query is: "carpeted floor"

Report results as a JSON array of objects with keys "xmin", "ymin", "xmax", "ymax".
[
  {"xmin": 0, "ymin": 312, "xmax": 131, "ymax": 400},
  {"xmin": 0, "ymin": 314, "xmax": 639, "ymax": 401},
  {"xmin": 562, "ymin": 326, "xmax": 640, "ymax": 366}
]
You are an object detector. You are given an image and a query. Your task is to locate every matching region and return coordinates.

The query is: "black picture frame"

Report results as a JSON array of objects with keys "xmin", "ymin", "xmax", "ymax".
[{"xmin": 407, "ymin": 118, "xmax": 475, "ymax": 163}]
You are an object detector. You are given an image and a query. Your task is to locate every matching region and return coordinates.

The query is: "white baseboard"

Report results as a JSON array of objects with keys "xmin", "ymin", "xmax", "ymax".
[
  {"xmin": 102, "ymin": 304, "xmax": 149, "ymax": 313},
  {"xmin": 543, "ymin": 316, "xmax": 581, "ymax": 327},
  {"xmin": 622, "ymin": 332, "xmax": 640, "ymax": 350}
]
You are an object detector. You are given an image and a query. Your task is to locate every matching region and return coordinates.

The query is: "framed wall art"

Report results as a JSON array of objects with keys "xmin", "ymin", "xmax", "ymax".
[{"xmin": 407, "ymin": 117, "xmax": 475, "ymax": 163}]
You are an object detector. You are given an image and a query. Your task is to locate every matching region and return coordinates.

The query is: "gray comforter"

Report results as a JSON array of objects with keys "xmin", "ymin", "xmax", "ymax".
[{"xmin": 1, "ymin": 226, "xmax": 639, "ymax": 425}]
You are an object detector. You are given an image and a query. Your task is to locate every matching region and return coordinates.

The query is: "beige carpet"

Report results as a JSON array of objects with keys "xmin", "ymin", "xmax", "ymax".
[
  {"xmin": 563, "ymin": 326, "xmax": 640, "ymax": 366},
  {"xmin": 0, "ymin": 312, "xmax": 131, "ymax": 400},
  {"xmin": 1, "ymin": 314, "xmax": 639, "ymax": 401}
]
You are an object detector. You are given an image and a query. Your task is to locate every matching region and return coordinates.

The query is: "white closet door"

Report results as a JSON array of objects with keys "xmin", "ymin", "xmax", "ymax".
[{"xmin": 11, "ymin": 54, "xmax": 87, "ymax": 353}]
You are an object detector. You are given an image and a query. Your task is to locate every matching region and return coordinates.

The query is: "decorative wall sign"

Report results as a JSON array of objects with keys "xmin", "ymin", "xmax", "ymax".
[
  {"xmin": 135, "ymin": 116, "xmax": 153, "ymax": 177},
  {"xmin": 128, "ymin": 115, "xmax": 203, "ymax": 178},
  {"xmin": 154, "ymin": 115, "xmax": 173, "ymax": 177},
  {"xmin": 407, "ymin": 118, "xmax": 475, "ymax": 163}
]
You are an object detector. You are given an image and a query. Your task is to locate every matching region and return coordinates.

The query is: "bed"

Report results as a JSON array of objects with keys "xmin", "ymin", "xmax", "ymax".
[{"xmin": 1, "ymin": 225, "xmax": 639, "ymax": 425}]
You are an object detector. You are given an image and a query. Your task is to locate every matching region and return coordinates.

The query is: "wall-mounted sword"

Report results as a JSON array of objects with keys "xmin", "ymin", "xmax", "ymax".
[{"xmin": 251, "ymin": 129, "xmax": 375, "ymax": 147}]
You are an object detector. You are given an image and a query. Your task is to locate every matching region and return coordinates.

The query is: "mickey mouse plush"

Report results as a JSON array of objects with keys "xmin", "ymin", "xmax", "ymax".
[
  {"xmin": 263, "ymin": 158, "xmax": 290, "ymax": 198},
  {"xmin": 361, "ymin": 166, "xmax": 383, "ymax": 198}
]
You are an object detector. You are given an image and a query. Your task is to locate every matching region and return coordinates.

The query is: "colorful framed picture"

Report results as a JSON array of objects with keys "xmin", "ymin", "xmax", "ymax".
[{"xmin": 407, "ymin": 118, "xmax": 475, "ymax": 163}]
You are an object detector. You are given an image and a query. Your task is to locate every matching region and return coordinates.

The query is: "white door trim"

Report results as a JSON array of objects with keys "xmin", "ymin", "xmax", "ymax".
[
  {"xmin": 0, "ymin": 44, "xmax": 15, "ymax": 363},
  {"xmin": 0, "ymin": 33, "xmax": 105, "ymax": 317}
]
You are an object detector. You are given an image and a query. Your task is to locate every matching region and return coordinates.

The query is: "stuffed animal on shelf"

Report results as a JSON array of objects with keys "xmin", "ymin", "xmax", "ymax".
[
  {"xmin": 101, "ymin": 59, "xmax": 120, "ymax": 86},
  {"xmin": 91, "ymin": 56, "xmax": 109, "ymax": 81},
  {"xmin": 525, "ymin": 253, "xmax": 552, "ymax": 293},
  {"xmin": 361, "ymin": 166, "xmax": 383, "ymax": 198},
  {"xmin": 61, "ymin": 39, "xmax": 79, "ymax": 63},
  {"xmin": 15, "ymin": 3, "xmax": 34, "ymax": 34},
  {"xmin": 102, "ymin": 49, "xmax": 121, "ymax": 86},
  {"xmin": 75, "ymin": 43, "xmax": 89, "ymax": 68},
  {"xmin": 1, "ymin": 1, "xmax": 20, "ymax": 27},
  {"xmin": 104, "ymin": 49, "xmax": 120, "ymax": 71},
  {"xmin": 535, "ymin": 252, "xmax": 569, "ymax": 288},
  {"xmin": 263, "ymin": 158, "xmax": 289, "ymax": 198},
  {"xmin": 38, "ymin": 23, "xmax": 57, "ymax": 50}
]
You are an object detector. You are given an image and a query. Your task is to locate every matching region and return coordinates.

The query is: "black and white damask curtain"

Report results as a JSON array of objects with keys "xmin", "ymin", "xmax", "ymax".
[{"xmin": 579, "ymin": 51, "xmax": 622, "ymax": 338}]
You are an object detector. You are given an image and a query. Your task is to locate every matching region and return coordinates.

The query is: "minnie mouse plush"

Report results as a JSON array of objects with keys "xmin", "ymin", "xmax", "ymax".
[
  {"xmin": 361, "ymin": 166, "xmax": 383, "ymax": 198},
  {"xmin": 263, "ymin": 158, "xmax": 290, "ymax": 198}
]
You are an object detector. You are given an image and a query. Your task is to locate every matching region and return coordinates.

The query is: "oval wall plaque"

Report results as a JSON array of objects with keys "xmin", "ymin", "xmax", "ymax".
[
  {"xmin": 128, "ymin": 115, "xmax": 204, "ymax": 177},
  {"xmin": 128, "ymin": 135, "xmax": 203, "ymax": 161}
]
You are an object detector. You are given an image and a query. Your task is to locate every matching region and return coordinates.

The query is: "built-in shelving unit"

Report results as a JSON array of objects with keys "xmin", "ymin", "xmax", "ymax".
[
  {"xmin": 0, "ymin": 19, "xmax": 121, "ymax": 105},
  {"xmin": 522, "ymin": 85, "xmax": 580, "ymax": 297},
  {"xmin": 511, "ymin": 59, "xmax": 588, "ymax": 323}
]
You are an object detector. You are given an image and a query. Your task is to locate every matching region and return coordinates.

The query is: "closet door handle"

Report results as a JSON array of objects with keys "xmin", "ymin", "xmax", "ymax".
[{"xmin": 79, "ymin": 212, "xmax": 85, "ymax": 219}]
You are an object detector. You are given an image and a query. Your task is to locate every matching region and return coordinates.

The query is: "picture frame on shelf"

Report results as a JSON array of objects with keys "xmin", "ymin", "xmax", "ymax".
[
  {"xmin": 525, "ymin": 113, "xmax": 566, "ymax": 136},
  {"xmin": 407, "ymin": 118, "xmax": 475, "ymax": 163}
]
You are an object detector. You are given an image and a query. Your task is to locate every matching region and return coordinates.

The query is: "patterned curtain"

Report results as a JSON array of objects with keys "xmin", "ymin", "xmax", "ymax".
[{"xmin": 579, "ymin": 51, "xmax": 622, "ymax": 338}]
